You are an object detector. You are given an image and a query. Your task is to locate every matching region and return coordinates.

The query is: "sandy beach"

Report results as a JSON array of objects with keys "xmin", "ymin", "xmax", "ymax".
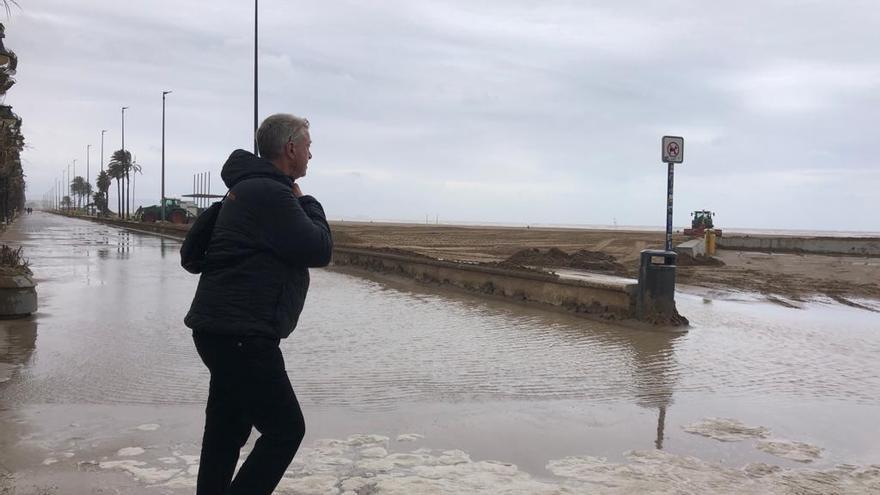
[{"xmin": 332, "ymin": 221, "xmax": 880, "ymax": 307}]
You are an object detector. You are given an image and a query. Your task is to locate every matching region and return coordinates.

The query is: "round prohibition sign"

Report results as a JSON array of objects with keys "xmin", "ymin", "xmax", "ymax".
[{"xmin": 666, "ymin": 142, "xmax": 680, "ymax": 158}]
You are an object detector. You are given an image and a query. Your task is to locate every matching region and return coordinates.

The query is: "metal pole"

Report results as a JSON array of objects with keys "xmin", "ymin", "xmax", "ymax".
[
  {"xmin": 73, "ymin": 159, "xmax": 77, "ymax": 209},
  {"xmin": 254, "ymin": 0, "xmax": 259, "ymax": 154},
  {"xmin": 192, "ymin": 174, "xmax": 196, "ymax": 208},
  {"xmin": 132, "ymin": 155, "xmax": 136, "ymax": 217},
  {"xmin": 122, "ymin": 106, "xmax": 128, "ymax": 218},
  {"xmin": 665, "ymin": 162, "xmax": 674, "ymax": 252},
  {"xmin": 162, "ymin": 91, "xmax": 171, "ymax": 222},
  {"xmin": 208, "ymin": 171, "xmax": 211, "ymax": 205},
  {"xmin": 101, "ymin": 130, "xmax": 107, "ymax": 173},
  {"xmin": 86, "ymin": 144, "xmax": 91, "ymax": 211}
]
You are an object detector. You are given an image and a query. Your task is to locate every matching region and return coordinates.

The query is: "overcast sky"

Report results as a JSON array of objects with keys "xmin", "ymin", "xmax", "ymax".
[{"xmin": 8, "ymin": 0, "xmax": 880, "ymax": 231}]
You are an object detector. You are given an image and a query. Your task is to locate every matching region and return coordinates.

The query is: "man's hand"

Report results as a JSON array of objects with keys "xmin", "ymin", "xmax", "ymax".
[{"xmin": 292, "ymin": 183, "xmax": 304, "ymax": 198}]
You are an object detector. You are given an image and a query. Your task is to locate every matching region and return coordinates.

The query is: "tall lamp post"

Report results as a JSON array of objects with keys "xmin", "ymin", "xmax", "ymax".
[
  {"xmin": 162, "ymin": 90, "xmax": 171, "ymax": 222},
  {"xmin": 65, "ymin": 164, "xmax": 70, "ymax": 211},
  {"xmin": 121, "ymin": 106, "xmax": 129, "ymax": 218},
  {"xmin": 86, "ymin": 144, "xmax": 91, "ymax": 212},
  {"xmin": 101, "ymin": 130, "xmax": 107, "ymax": 173},
  {"xmin": 72, "ymin": 159, "xmax": 77, "ymax": 209}
]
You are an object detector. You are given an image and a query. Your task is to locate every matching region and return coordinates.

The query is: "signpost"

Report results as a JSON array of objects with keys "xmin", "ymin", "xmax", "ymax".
[{"xmin": 661, "ymin": 136, "xmax": 683, "ymax": 251}]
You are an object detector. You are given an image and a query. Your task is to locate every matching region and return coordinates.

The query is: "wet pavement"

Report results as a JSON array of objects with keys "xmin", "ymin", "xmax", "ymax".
[{"xmin": 1, "ymin": 212, "xmax": 879, "ymax": 493}]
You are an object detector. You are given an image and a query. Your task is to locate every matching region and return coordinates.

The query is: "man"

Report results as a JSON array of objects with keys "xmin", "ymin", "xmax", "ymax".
[{"xmin": 183, "ymin": 114, "xmax": 332, "ymax": 494}]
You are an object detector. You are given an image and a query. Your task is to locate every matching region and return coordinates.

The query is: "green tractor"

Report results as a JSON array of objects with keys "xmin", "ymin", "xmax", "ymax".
[
  {"xmin": 136, "ymin": 198, "xmax": 192, "ymax": 224},
  {"xmin": 683, "ymin": 210, "xmax": 722, "ymax": 237}
]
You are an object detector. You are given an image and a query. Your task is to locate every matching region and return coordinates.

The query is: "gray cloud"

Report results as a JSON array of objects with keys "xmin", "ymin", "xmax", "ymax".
[{"xmin": 10, "ymin": 0, "xmax": 880, "ymax": 231}]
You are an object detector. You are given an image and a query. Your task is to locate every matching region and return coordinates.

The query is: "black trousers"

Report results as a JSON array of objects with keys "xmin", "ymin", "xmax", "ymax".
[{"xmin": 193, "ymin": 333, "xmax": 305, "ymax": 495}]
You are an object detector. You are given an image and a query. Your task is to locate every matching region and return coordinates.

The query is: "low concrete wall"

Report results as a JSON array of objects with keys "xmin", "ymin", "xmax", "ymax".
[
  {"xmin": 334, "ymin": 247, "xmax": 638, "ymax": 320},
  {"xmin": 675, "ymin": 239, "xmax": 705, "ymax": 259},
  {"xmin": 55, "ymin": 213, "xmax": 191, "ymax": 240},
  {"xmin": 63, "ymin": 213, "xmax": 642, "ymax": 321},
  {"xmin": 0, "ymin": 274, "xmax": 37, "ymax": 317},
  {"xmin": 718, "ymin": 235, "xmax": 880, "ymax": 256}
]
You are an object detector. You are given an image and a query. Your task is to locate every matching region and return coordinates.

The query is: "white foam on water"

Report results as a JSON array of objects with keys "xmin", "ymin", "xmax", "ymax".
[
  {"xmin": 546, "ymin": 450, "xmax": 880, "ymax": 494},
  {"xmin": 345, "ymin": 434, "xmax": 389, "ymax": 447},
  {"xmin": 683, "ymin": 417, "xmax": 771, "ymax": 442},
  {"xmin": 177, "ymin": 454, "xmax": 199, "ymax": 465},
  {"xmin": 116, "ymin": 446, "xmax": 145, "ymax": 457},
  {"xmin": 756, "ymin": 439, "xmax": 824, "ymax": 463},
  {"xmin": 99, "ymin": 460, "xmax": 181, "ymax": 484},
  {"xmin": 359, "ymin": 446, "xmax": 388, "ymax": 458},
  {"xmin": 275, "ymin": 474, "xmax": 340, "ymax": 495},
  {"xmin": 41, "ymin": 458, "xmax": 57, "ymax": 466},
  {"xmin": 157, "ymin": 457, "xmax": 178, "ymax": 465},
  {"xmin": 92, "ymin": 432, "xmax": 880, "ymax": 493},
  {"xmin": 135, "ymin": 423, "xmax": 160, "ymax": 431},
  {"xmin": 396, "ymin": 433, "xmax": 425, "ymax": 442}
]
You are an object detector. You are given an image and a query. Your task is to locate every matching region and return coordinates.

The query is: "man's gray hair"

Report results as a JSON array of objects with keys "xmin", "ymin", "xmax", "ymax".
[{"xmin": 256, "ymin": 113, "xmax": 310, "ymax": 159}]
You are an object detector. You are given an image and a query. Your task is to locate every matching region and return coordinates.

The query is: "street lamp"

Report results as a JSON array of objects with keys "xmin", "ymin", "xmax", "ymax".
[
  {"xmin": 101, "ymin": 130, "xmax": 107, "ymax": 173},
  {"xmin": 122, "ymin": 106, "xmax": 129, "ymax": 218},
  {"xmin": 72, "ymin": 159, "xmax": 77, "ymax": 209},
  {"xmin": 162, "ymin": 90, "xmax": 171, "ymax": 222},
  {"xmin": 65, "ymin": 164, "xmax": 70, "ymax": 212},
  {"xmin": 86, "ymin": 144, "xmax": 92, "ymax": 211}
]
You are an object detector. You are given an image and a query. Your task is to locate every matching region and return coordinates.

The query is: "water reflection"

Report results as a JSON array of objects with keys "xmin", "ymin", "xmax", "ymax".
[
  {"xmin": 0, "ymin": 317, "xmax": 37, "ymax": 386},
  {"xmin": 629, "ymin": 331, "xmax": 681, "ymax": 449},
  {"xmin": 114, "ymin": 231, "xmax": 132, "ymax": 258}
]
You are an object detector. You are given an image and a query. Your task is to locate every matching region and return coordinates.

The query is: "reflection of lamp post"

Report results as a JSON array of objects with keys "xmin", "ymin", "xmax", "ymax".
[
  {"xmin": 655, "ymin": 406, "xmax": 666, "ymax": 449},
  {"xmin": 161, "ymin": 90, "xmax": 171, "ymax": 222}
]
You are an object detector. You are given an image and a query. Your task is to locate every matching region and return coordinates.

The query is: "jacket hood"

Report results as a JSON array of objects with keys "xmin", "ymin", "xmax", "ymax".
[{"xmin": 220, "ymin": 149, "xmax": 294, "ymax": 188}]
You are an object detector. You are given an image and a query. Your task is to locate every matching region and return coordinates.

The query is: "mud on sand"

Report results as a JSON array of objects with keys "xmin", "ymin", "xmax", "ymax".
[{"xmin": 332, "ymin": 222, "xmax": 880, "ymax": 305}]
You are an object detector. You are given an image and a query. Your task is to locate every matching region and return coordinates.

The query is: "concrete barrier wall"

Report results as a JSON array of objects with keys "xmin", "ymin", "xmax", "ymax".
[
  {"xmin": 333, "ymin": 247, "xmax": 637, "ymax": 320},
  {"xmin": 62, "ymin": 213, "xmax": 640, "ymax": 321},
  {"xmin": 675, "ymin": 239, "xmax": 705, "ymax": 258},
  {"xmin": 54, "ymin": 213, "xmax": 191, "ymax": 239},
  {"xmin": 718, "ymin": 235, "xmax": 880, "ymax": 256}
]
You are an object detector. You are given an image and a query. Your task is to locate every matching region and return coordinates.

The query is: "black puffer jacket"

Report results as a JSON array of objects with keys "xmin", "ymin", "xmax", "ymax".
[{"xmin": 184, "ymin": 149, "xmax": 332, "ymax": 339}]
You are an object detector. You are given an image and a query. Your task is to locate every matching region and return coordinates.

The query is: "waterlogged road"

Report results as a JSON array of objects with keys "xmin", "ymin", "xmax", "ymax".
[{"xmin": 1, "ymin": 212, "xmax": 879, "ymax": 493}]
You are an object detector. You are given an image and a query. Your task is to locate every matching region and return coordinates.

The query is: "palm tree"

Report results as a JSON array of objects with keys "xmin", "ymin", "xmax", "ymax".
[
  {"xmin": 107, "ymin": 161, "xmax": 122, "ymax": 218},
  {"xmin": 107, "ymin": 150, "xmax": 130, "ymax": 219},
  {"xmin": 71, "ymin": 176, "xmax": 87, "ymax": 209},
  {"xmin": 96, "ymin": 170, "xmax": 111, "ymax": 216},
  {"xmin": 1, "ymin": 2, "xmax": 20, "ymax": 19}
]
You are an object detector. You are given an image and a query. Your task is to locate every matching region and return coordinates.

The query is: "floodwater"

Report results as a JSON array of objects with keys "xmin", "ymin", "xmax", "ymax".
[{"xmin": 1, "ymin": 212, "xmax": 879, "ymax": 493}]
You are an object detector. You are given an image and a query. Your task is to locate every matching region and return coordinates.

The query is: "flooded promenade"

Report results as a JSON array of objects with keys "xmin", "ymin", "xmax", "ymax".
[{"xmin": 2, "ymin": 212, "xmax": 880, "ymax": 493}]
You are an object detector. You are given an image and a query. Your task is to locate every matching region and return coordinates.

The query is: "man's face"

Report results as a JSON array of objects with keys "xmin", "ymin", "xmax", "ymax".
[{"xmin": 288, "ymin": 129, "xmax": 312, "ymax": 179}]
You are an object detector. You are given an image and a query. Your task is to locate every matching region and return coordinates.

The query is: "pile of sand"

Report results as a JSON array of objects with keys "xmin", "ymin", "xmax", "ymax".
[{"xmin": 503, "ymin": 247, "xmax": 627, "ymax": 274}]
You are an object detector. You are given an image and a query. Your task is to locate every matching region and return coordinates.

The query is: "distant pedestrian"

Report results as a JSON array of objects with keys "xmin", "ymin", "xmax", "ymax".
[{"xmin": 181, "ymin": 114, "xmax": 332, "ymax": 495}]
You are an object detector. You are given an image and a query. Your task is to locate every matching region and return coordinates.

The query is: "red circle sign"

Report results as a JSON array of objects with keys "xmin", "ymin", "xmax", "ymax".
[{"xmin": 666, "ymin": 142, "xmax": 680, "ymax": 157}]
